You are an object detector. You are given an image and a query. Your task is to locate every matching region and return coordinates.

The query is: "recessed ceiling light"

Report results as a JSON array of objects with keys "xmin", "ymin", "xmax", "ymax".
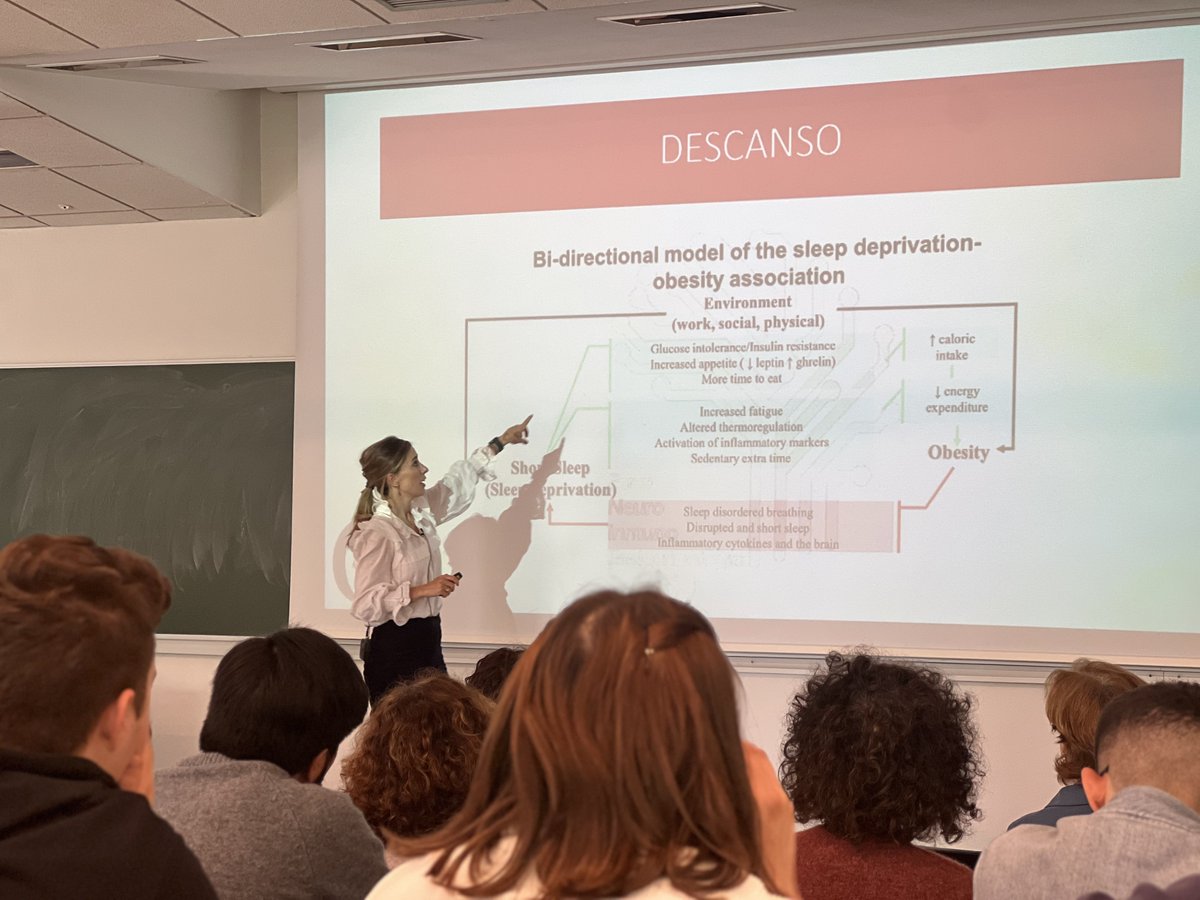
[
  {"xmin": 370, "ymin": 0, "xmax": 497, "ymax": 11},
  {"xmin": 603, "ymin": 3, "xmax": 790, "ymax": 26},
  {"xmin": 27, "ymin": 56, "xmax": 202, "ymax": 73},
  {"xmin": 0, "ymin": 149, "xmax": 38, "ymax": 168},
  {"xmin": 307, "ymin": 33, "xmax": 476, "ymax": 51}
]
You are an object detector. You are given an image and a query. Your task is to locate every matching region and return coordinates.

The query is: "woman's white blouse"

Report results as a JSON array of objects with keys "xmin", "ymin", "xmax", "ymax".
[{"xmin": 348, "ymin": 446, "xmax": 495, "ymax": 628}]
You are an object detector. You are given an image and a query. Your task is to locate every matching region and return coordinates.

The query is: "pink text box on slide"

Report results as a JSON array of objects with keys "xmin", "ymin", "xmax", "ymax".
[
  {"xmin": 379, "ymin": 60, "xmax": 1183, "ymax": 219},
  {"xmin": 607, "ymin": 500, "xmax": 894, "ymax": 553}
]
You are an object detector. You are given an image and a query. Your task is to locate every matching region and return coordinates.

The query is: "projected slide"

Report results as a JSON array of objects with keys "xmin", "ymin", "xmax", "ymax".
[{"xmin": 324, "ymin": 27, "xmax": 1200, "ymax": 641}]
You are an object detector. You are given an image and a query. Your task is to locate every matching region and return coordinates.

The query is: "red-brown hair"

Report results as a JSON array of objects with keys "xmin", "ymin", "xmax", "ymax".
[
  {"xmin": 343, "ymin": 673, "xmax": 492, "ymax": 838},
  {"xmin": 1045, "ymin": 658, "xmax": 1145, "ymax": 784},
  {"xmin": 395, "ymin": 590, "xmax": 777, "ymax": 898},
  {"xmin": 0, "ymin": 534, "xmax": 171, "ymax": 754}
]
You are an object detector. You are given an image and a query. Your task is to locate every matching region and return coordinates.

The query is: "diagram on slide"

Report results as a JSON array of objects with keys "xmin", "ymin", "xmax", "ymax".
[{"xmin": 463, "ymin": 297, "xmax": 1017, "ymax": 556}]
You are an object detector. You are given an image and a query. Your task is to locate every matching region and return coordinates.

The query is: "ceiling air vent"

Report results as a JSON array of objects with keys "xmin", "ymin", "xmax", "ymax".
[
  {"xmin": 604, "ymin": 3, "xmax": 790, "ymax": 26},
  {"xmin": 371, "ymin": 0, "xmax": 499, "ymax": 13},
  {"xmin": 309, "ymin": 33, "xmax": 476, "ymax": 51},
  {"xmin": 0, "ymin": 149, "xmax": 38, "ymax": 168},
  {"xmin": 28, "ymin": 56, "xmax": 202, "ymax": 73}
]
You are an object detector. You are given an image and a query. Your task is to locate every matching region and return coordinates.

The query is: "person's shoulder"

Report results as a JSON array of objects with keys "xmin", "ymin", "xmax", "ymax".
[
  {"xmin": 982, "ymin": 820, "xmax": 1064, "ymax": 856},
  {"xmin": 349, "ymin": 518, "xmax": 401, "ymax": 555},
  {"xmin": 1009, "ymin": 785, "xmax": 1091, "ymax": 830},
  {"xmin": 287, "ymin": 781, "xmax": 384, "ymax": 850},
  {"xmin": 624, "ymin": 873, "xmax": 776, "ymax": 898},
  {"xmin": 354, "ymin": 517, "xmax": 397, "ymax": 539},
  {"xmin": 906, "ymin": 845, "xmax": 974, "ymax": 895},
  {"xmin": 156, "ymin": 754, "xmax": 272, "ymax": 794},
  {"xmin": 368, "ymin": 851, "xmax": 458, "ymax": 900},
  {"xmin": 102, "ymin": 790, "xmax": 217, "ymax": 897},
  {"xmin": 975, "ymin": 821, "xmax": 1063, "ymax": 892},
  {"xmin": 291, "ymin": 780, "xmax": 372, "ymax": 821}
]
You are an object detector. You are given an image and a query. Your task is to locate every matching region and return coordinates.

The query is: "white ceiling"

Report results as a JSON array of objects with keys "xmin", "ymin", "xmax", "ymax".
[
  {"xmin": 0, "ymin": 0, "xmax": 1197, "ymax": 92},
  {"xmin": 0, "ymin": 0, "xmax": 1196, "ymax": 227}
]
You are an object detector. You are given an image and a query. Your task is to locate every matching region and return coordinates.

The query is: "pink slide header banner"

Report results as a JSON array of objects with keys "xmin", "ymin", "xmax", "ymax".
[{"xmin": 379, "ymin": 60, "xmax": 1183, "ymax": 219}]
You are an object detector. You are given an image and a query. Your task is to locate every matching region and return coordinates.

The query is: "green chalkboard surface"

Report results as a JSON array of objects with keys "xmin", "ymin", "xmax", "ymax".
[{"xmin": 0, "ymin": 363, "xmax": 293, "ymax": 635}]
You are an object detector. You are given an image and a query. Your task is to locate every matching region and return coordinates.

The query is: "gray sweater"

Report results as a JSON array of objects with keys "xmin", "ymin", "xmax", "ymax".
[
  {"xmin": 975, "ymin": 786, "xmax": 1200, "ymax": 900},
  {"xmin": 155, "ymin": 753, "xmax": 387, "ymax": 900}
]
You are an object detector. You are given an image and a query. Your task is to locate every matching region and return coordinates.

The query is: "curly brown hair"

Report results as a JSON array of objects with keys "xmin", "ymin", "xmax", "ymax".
[
  {"xmin": 464, "ymin": 646, "xmax": 525, "ymax": 701},
  {"xmin": 342, "ymin": 673, "xmax": 492, "ymax": 838},
  {"xmin": 778, "ymin": 651, "xmax": 983, "ymax": 844}
]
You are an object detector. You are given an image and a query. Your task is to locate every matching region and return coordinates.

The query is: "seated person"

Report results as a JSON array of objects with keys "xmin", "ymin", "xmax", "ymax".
[
  {"xmin": 155, "ymin": 627, "xmax": 387, "ymax": 899},
  {"xmin": 370, "ymin": 590, "xmax": 799, "ymax": 898},
  {"xmin": 464, "ymin": 646, "xmax": 525, "ymax": 701},
  {"xmin": 1010, "ymin": 658, "xmax": 1144, "ymax": 829},
  {"xmin": 0, "ymin": 534, "xmax": 215, "ymax": 900},
  {"xmin": 343, "ymin": 673, "xmax": 492, "ymax": 862},
  {"xmin": 975, "ymin": 681, "xmax": 1200, "ymax": 900},
  {"xmin": 778, "ymin": 651, "xmax": 983, "ymax": 900}
]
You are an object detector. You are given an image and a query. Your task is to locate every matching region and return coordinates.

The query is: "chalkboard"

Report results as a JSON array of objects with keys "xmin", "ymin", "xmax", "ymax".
[{"xmin": 0, "ymin": 363, "xmax": 293, "ymax": 635}]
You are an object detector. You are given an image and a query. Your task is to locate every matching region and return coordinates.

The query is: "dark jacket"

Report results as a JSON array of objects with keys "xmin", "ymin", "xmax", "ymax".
[
  {"xmin": 0, "ymin": 748, "xmax": 217, "ymax": 900},
  {"xmin": 1008, "ymin": 782, "xmax": 1092, "ymax": 830}
]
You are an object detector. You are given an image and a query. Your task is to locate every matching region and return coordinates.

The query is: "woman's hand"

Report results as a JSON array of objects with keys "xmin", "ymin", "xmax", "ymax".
[
  {"xmin": 500, "ymin": 415, "xmax": 533, "ymax": 446},
  {"xmin": 743, "ymin": 741, "xmax": 800, "ymax": 899},
  {"xmin": 412, "ymin": 574, "xmax": 461, "ymax": 600}
]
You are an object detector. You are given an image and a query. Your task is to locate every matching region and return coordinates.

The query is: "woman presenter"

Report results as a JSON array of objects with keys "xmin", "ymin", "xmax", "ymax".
[{"xmin": 350, "ymin": 416, "xmax": 531, "ymax": 703}]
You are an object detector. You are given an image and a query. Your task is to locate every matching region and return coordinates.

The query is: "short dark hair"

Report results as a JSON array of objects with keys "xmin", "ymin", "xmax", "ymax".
[
  {"xmin": 199, "ymin": 627, "xmax": 368, "ymax": 775},
  {"xmin": 465, "ymin": 646, "xmax": 525, "ymax": 701},
  {"xmin": 0, "ymin": 534, "xmax": 171, "ymax": 754},
  {"xmin": 1095, "ymin": 681, "xmax": 1200, "ymax": 764},
  {"xmin": 1044, "ymin": 659, "xmax": 1145, "ymax": 784},
  {"xmin": 779, "ymin": 651, "xmax": 984, "ymax": 844},
  {"xmin": 343, "ymin": 673, "xmax": 492, "ymax": 838}
]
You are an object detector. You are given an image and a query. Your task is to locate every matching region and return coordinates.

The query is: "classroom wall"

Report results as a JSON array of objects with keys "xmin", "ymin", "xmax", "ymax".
[
  {"xmin": 0, "ymin": 91, "xmax": 295, "ymax": 366},
  {"xmin": 0, "ymin": 88, "xmax": 1096, "ymax": 852}
]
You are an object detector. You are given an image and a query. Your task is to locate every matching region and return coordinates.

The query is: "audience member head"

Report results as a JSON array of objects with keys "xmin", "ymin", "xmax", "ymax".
[
  {"xmin": 343, "ymin": 673, "xmax": 492, "ymax": 839},
  {"xmin": 1044, "ymin": 658, "xmax": 1145, "ymax": 784},
  {"xmin": 400, "ymin": 589, "xmax": 779, "ymax": 896},
  {"xmin": 779, "ymin": 651, "xmax": 983, "ymax": 844},
  {"xmin": 1081, "ymin": 680, "xmax": 1200, "ymax": 813},
  {"xmin": 0, "ymin": 534, "xmax": 170, "ymax": 781},
  {"xmin": 464, "ymin": 646, "xmax": 525, "ymax": 701},
  {"xmin": 198, "ymin": 626, "xmax": 368, "ymax": 783}
]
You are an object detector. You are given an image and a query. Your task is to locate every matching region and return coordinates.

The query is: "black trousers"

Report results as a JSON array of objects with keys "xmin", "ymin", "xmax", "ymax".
[{"xmin": 363, "ymin": 615, "xmax": 446, "ymax": 705}]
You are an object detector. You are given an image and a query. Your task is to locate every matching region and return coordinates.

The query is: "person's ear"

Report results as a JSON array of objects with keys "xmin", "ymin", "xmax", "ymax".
[
  {"xmin": 78, "ymin": 688, "xmax": 141, "ymax": 781},
  {"xmin": 95, "ymin": 688, "xmax": 139, "ymax": 753},
  {"xmin": 1081, "ymin": 765, "xmax": 1111, "ymax": 811},
  {"xmin": 296, "ymin": 748, "xmax": 331, "ymax": 785}
]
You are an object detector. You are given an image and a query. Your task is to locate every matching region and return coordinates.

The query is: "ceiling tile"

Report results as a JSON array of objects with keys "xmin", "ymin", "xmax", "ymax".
[
  {"xmin": 0, "ymin": 215, "xmax": 44, "ymax": 228},
  {"xmin": 0, "ymin": 2, "xmax": 94, "ymax": 58},
  {"xmin": 0, "ymin": 117, "xmax": 137, "ymax": 167},
  {"xmin": 0, "ymin": 93, "xmax": 42, "ymax": 119},
  {"xmin": 0, "ymin": 203, "xmax": 22, "ymax": 216},
  {"xmin": 32, "ymin": 209, "xmax": 157, "ymax": 226},
  {"xmin": 11, "ymin": 0, "xmax": 233, "ymax": 48},
  {"xmin": 146, "ymin": 204, "xmax": 250, "ymax": 220},
  {"xmin": 183, "ymin": 0, "xmax": 385, "ymax": 37},
  {"xmin": 54, "ymin": 163, "xmax": 225, "ymax": 209},
  {"xmin": 0, "ymin": 167, "xmax": 130, "ymax": 215}
]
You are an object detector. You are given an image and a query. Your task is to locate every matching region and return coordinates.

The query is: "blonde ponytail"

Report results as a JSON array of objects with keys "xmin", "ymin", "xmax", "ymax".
[{"xmin": 349, "ymin": 486, "xmax": 378, "ymax": 536}]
